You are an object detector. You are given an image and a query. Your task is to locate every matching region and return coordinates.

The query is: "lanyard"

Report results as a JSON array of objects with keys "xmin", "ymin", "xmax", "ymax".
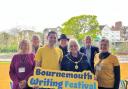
[{"xmin": 20, "ymin": 55, "xmax": 28, "ymax": 66}]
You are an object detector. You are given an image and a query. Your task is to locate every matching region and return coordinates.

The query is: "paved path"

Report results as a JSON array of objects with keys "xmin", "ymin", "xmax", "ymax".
[{"xmin": 0, "ymin": 54, "xmax": 128, "ymax": 63}]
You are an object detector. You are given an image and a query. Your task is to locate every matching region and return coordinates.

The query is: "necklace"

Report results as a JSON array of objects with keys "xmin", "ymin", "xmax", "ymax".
[{"xmin": 66, "ymin": 54, "xmax": 83, "ymax": 70}]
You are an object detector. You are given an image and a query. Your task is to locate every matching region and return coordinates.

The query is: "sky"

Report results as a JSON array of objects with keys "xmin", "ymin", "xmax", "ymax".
[{"xmin": 0, "ymin": 0, "xmax": 128, "ymax": 32}]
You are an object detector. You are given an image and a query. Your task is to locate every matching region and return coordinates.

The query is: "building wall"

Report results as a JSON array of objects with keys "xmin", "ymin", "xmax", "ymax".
[{"xmin": 101, "ymin": 25, "xmax": 120, "ymax": 41}]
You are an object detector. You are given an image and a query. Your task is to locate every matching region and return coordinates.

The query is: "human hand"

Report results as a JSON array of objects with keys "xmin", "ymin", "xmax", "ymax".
[{"xmin": 19, "ymin": 80, "xmax": 26, "ymax": 89}]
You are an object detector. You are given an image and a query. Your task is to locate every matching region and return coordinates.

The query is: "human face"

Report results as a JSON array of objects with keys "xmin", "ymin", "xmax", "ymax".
[
  {"xmin": 59, "ymin": 39, "xmax": 68, "ymax": 47},
  {"xmin": 85, "ymin": 37, "xmax": 91, "ymax": 47},
  {"xmin": 47, "ymin": 33, "xmax": 57, "ymax": 46},
  {"xmin": 69, "ymin": 42, "xmax": 78, "ymax": 54},
  {"xmin": 32, "ymin": 37, "xmax": 39, "ymax": 47},
  {"xmin": 100, "ymin": 41, "xmax": 109, "ymax": 52},
  {"xmin": 20, "ymin": 41, "xmax": 30, "ymax": 53}
]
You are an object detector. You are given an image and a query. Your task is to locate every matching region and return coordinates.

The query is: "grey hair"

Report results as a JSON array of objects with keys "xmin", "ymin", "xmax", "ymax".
[
  {"xmin": 32, "ymin": 34, "xmax": 41, "ymax": 41},
  {"xmin": 100, "ymin": 38, "xmax": 109, "ymax": 46},
  {"xmin": 68, "ymin": 39, "xmax": 80, "ymax": 51}
]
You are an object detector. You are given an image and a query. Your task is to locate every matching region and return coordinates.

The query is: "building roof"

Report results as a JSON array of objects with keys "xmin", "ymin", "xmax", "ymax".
[{"xmin": 99, "ymin": 25, "xmax": 106, "ymax": 30}]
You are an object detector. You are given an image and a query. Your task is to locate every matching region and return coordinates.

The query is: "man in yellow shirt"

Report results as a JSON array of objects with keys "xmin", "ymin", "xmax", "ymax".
[{"xmin": 35, "ymin": 31, "xmax": 63, "ymax": 70}]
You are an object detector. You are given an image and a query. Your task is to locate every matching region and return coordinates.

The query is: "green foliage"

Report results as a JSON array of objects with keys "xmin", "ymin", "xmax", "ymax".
[
  {"xmin": 0, "ymin": 29, "xmax": 43, "ymax": 53},
  {"xmin": 0, "ymin": 44, "xmax": 18, "ymax": 53},
  {"xmin": 61, "ymin": 15, "xmax": 100, "ymax": 41}
]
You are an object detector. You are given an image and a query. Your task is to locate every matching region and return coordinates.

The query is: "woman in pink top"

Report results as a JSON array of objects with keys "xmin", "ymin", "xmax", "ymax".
[{"xmin": 9, "ymin": 39, "xmax": 35, "ymax": 89}]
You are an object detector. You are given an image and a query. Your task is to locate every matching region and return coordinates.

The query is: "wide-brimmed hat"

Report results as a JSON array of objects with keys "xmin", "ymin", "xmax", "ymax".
[{"xmin": 58, "ymin": 34, "xmax": 69, "ymax": 41}]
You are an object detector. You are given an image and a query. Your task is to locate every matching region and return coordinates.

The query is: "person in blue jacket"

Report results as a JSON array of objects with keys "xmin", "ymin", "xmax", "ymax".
[
  {"xmin": 61, "ymin": 39, "xmax": 92, "ymax": 72},
  {"xmin": 80, "ymin": 36, "xmax": 99, "ymax": 73}
]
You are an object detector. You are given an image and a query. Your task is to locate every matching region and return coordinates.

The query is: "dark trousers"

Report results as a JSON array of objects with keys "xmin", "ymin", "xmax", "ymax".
[
  {"xmin": 24, "ymin": 87, "xmax": 33, "ymax": 89},
  {"xmin": 98, "ymin": 87, "xmax": 114, "ymax": 89},
  {"xmin": 39, "ymin": 88, "xmax": 54, "ymax": 89}
]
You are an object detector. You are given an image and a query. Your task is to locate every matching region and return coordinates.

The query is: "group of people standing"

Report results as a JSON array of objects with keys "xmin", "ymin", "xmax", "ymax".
[{"xmin": 9, "ymin": 31, "xmax": 120, "ymax": 89}]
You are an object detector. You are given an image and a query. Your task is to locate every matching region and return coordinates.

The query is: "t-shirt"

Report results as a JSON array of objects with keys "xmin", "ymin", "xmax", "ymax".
[
  {"xmin": 35, "ymin": 45, "xmax": 63, "ymax": 70},
  {"xmin": 94, "ymin": 53, "xmax": 119, "ymax": 88}
]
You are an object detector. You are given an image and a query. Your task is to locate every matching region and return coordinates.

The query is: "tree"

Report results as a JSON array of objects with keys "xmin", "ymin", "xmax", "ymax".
[
  {"xmin": 2, "ymin": 32, "xmax": 10, "ymax": 47},
  {"xmin": 9, "ymin": 27, "xmax": 21, "ymax": 45},
  {"xmin": 60, "ymin": 15, "xmax": 100, "ymax": 41}
]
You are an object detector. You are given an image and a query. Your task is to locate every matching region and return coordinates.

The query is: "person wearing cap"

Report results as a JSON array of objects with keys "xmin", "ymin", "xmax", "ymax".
[{"xmin": 58, "ymin": 34, "xmax": 69, "ymax": 56}]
